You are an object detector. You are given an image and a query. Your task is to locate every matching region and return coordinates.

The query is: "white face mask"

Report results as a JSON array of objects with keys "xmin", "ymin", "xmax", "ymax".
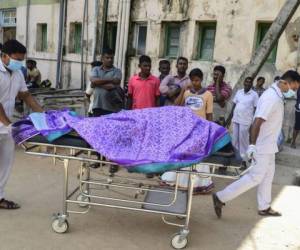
[
  {"xmin": 7, "ymin": 58, "xmax": 24, "ymax": 71},
  {"xmin": 283, "ymin": 88, "xmax": 296, "ymax": 99}
]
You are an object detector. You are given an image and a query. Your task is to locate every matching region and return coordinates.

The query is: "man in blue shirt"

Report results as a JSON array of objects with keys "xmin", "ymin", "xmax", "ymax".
[{"xmin": 90, "ymin": 48, "xmax": 122, "ymax": 116}]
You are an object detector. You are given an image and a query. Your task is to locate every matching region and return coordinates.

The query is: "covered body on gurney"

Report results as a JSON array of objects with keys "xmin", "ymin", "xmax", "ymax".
[{"xmin": 14, "ymin": 107, "xmax": 250, "ymax": 250}]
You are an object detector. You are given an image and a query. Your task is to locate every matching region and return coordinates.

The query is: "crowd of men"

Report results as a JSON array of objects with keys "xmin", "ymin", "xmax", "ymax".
[
  {"xmin": 86, "ymin": 48, "xmax": 300, "ymax": 217},
  {"xmin": 86, "ymin": 48, "xmax": 300, "ymax": 154},
  {"xmin": 0, "ymin": 39, "xmax": 300, "ymax": 220}
]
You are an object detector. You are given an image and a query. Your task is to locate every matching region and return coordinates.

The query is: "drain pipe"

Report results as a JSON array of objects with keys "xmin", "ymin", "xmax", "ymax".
[
  {"xmin": 99, "ymin": 0, "xmax": 109, "ymax": 55},
  {"xmin": 115, "ymin": 0, "xmax": 124, "ymax": 68},
  {"xmin": 56, "ymin": 0, "xmax": 66, "ymax": 89},
  {"xmin": 119, "ymin": 0, "xmax": 127, "ymax": 69},
  {"xmin": 80, "ymin": 0, "xmax": 88, "ymax": 90},
  {"xmin": 25, "ymin": 0, "xmax": 31, "ymax": 49},
  {"xmin": 92, "ymin": 0, "xmax": 100, "ymax": 61},
  {"xmin": 121, "ymin": 0, "xmax": 131, "ymax": 87}
]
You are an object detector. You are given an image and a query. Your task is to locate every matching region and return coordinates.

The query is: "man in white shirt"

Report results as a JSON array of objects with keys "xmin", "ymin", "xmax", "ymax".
[
  {"xmin": 213, "ymin": 70, "xmax": 300, "ymax": 218},
  {"xmin": 226, "ymin": 77, "xmax": 259, "ymax": 156},
  {"xmin": 0, "ymin": 40, "xmax": 43, "ymax": 209}
]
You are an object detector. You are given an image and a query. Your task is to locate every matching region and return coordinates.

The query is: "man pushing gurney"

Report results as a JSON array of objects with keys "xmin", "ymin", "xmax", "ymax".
[
  {"xmin": 213, "ymin": 70, "xmax": 300, "ymax": 218},
  {"xmin": 0, "ymin": 40, "xmax": 43, "ymax": 209}
]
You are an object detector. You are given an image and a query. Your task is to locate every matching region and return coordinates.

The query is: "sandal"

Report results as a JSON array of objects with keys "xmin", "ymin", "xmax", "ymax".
[
  {"xmin": 258, "ymin": 207, "xmax": 281, "ymax": 217},
  {"xmin": 0, "ymin": 198, "xmax": 20, "ymax": 209}
]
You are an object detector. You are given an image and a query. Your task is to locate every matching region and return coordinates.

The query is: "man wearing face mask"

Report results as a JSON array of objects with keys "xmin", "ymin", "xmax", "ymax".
[
  {"xmin": 0, "ymin": 39, "xmax": 43, "ymax": 209},
  {"xmin": 213, "ymin": 70, "xmax": 300, "ymax": 218}
]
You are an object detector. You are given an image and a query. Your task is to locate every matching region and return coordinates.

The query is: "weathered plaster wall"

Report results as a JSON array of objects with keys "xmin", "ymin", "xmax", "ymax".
[
  {"xmin": 125, "ymin": 0, "xmax": 300, "ymax": 87},
  {"xmin": 8, "ymin": 0, "xmax": 98, "ymax": 88},
  {"xmin": 2, "ymin": 0, "xmax": 300, "ymax": 88}
]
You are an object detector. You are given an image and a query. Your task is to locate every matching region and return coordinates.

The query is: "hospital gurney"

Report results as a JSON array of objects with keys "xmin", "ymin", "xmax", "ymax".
[{"xmin": 21, "ymin": 135, "xmax": 253, "ymax": 249}]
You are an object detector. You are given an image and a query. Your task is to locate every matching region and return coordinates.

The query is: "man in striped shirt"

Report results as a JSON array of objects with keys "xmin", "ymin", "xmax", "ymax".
[{"xmin": 207, "ymin": 65, "xmax": 232, "ymax": 126}]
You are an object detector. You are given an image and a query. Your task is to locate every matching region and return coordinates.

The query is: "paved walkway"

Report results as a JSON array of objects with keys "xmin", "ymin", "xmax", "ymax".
[{"xmin": 0, "ymin": 149, "xmax": 300, "ymax": 250}]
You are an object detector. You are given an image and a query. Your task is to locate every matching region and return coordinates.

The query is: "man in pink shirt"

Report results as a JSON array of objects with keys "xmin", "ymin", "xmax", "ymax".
[{"xmin": 127, "ymin": 55, "xmax": 160, "ymax": 109}]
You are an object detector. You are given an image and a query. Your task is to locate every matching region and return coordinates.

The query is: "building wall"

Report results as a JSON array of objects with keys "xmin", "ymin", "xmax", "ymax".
[
  {"xmin": 125, "ymin": 0, "xmax": 300, "ymax": 87},
  {"xmin": 1, "ymin": 0, "xmax": 300, "ymax": 89}
]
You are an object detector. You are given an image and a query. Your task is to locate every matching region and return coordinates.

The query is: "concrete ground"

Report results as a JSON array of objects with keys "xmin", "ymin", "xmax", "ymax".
[{"xmin": 0, "ymin": 148, "xmax": 300, "ymax": 250}]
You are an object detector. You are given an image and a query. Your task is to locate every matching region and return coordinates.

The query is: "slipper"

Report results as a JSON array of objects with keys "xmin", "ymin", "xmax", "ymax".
[
  {"xmin": 258, "ymin": 207, "xmax": 281, "ymax": 217},
  {"xmin": 212, "ymin": 193, "xmax": 225, "ymax": 218},
  {"xmin": 0, "ymin": 198, "xmax": 20, "ymax": 209}
]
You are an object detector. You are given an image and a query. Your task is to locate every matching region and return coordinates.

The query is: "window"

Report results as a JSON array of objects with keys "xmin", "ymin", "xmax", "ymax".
[
  {"xmin": 69, "ymin": 22, "xmax": 82, "ymax": 54},
  {"xmin": 36, "ymin": 23, "xmax": 48, "ymax": 52},
  {"xmin": 103, "ymin": 22, "xmax": 118, "ymax": 52},
  {"xmin": 256, "ymin": 23, "xmax": 277, "ymax": 63},
  {"xmin": 134, "ymin": 23, "xmax": 147, "ymax": 55},
  {"xmin": 165, "ymin": 23, "xmax": 181, "ymax": 58},
  {"xmin": 198, "ymin": 23, "xmax": 216, "ymax": 61},
  {"xmin": 1, "ymin": 9, "xmax": 16, "ymax": 27}
]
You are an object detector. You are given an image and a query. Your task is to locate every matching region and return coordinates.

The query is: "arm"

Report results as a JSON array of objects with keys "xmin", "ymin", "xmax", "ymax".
[
  {"xmin": 156, "ymin": 96, "xmax": 160, "ymax": 107},
  {"xmin": 206, "ymin": 113, "xmax": 213, "ymax": 121},
  {"xmin": 30, "ymin": 70, "xmax": 41, "ymax": 83},
  {"xmin": 85, "ymin": 94, "xmax": 91, "ymax": 102},
  {"xmin": 206, "ymin": 91, "xmax": 214, "ymax": 122},
  {"xmin": 18, "ymin": 91, "xmax": 43, "ymax": 112},
  {"xmin": 225, "ymin": 103, "xmax": 236, "ymax": 128},
  {"xmin": 167, "ymin": 87, "xmax": 181, "ymax": 99},
  {"xmin": 90, "ymin": 78, "xmax": 120, "ymax": 88},
  {"xmin": 215, "ymin": 81, "xmax": 225, "ymax": 103},
  {"xmin": 127, "ymin": 78, "xmax": 133, "ymax": 110},
  {"xmin": 159, "ymin": 75, "xmax": 172, "ymax": 95},
  {"xmin": 155, "ymin": 79, "xmax": 161, "ymax": 107},
  {"xmin": 215, "ymin": 75, "xmax": 232, "ymax": 106},
  {"xmin": 127, "ymin": 95, "xmax": 133, "ymax": 110},
  {"xmin": 250, "ymin": 118, "xmax": 265, "ymax": 145},
  {"xmin": 0, "ymin": 103, "xmax": 11, "ymax": 126},
  {"xmin": 90, "ymin": 67, "xmax": 122, "ymax": 88},
  {"xmin": 174, "ymin": 87, "xmax": 187, "ymax": 106}
]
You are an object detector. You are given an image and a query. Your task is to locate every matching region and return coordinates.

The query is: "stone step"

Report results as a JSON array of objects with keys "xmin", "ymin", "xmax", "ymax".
[{"xmin": 276, "ymin": 145, "xmax": 300, "ymax": 168}]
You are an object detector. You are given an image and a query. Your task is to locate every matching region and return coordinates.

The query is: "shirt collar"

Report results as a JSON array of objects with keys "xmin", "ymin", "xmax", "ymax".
[
  {"xmin": 243, "ymin": 89, "xmax": 253, "ymax": 95},
  {"xmin": 137, "ymin": 74, "xmax": 153, "ymax": 80},
  {"xmin": 272, "ymin": 82, "xmax": 284, "ymax": 99},
  {"xmin": 100, "ymin": 65, "xmax": 115, "ymax": 72},
  {"xmin": 174, "ymin": 74, "xmax": 189, "ymax": 80},
  {"xmin": 0, "ymin": 59, "xmax": 7, "ymax": 72}
]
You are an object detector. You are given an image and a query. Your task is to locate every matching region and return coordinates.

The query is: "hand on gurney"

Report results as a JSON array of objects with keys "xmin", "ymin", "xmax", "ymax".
[{"xmin": 246, "ymin": 145, "xmax": 257, "ymax": 162}]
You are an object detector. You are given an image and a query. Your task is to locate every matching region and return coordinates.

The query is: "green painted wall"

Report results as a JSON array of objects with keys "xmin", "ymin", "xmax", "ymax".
[{"xmin": 0, "ymin": 0, "xmax": 59, "ymax": 9}]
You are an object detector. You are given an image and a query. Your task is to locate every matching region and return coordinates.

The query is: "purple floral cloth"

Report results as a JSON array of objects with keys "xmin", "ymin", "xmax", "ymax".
[
  {"xmin": 12, "ymin": 119, "xmax": 39, "ymax": 144},
  {"xmin": 64, "ymin": 107, "xmax": 228, "ymax": 166},
  {"xmin": 13, "ymin": 107, "xmax": 229, "ymax": 168}
]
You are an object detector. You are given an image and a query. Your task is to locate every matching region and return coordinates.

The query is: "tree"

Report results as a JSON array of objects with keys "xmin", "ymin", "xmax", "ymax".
[{"xmin": 234, "ymin": 0, "xmax": 300, "ymax": 93}]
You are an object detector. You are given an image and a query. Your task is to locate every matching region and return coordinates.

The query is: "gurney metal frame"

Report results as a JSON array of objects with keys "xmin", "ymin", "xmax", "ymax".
[{"xmin": 21, "ymin": 139, "xmax": 252, "ymax": 249}]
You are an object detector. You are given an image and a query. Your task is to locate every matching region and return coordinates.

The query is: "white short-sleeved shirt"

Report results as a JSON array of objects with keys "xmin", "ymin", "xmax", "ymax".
[
  {"xmin": 232, "ymin": 89, "xmax": 259, "ymax": 125},
  {"xmin": 0, "ymin": 60, "xmax": 28, "ymax": 134},
  {"xmin": 254, "ymin": 83, "xmax": 284, "ymax": 154},
  {"xmin": 85, "ymin": 82, "xmax": 94, "ymax": 113}
]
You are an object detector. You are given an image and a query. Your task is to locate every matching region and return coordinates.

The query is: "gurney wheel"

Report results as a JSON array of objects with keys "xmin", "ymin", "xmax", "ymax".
[
  {"xmin": 76, "ymin": 194, "xmax": 90, "ymax": 207},
  {"xmin": 52, "ymin": 219, "xmax": 69, "ymax": 234},
  {"xmin": 171, "ymin": 233, "xmax": 188, "ymax": 249}
]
